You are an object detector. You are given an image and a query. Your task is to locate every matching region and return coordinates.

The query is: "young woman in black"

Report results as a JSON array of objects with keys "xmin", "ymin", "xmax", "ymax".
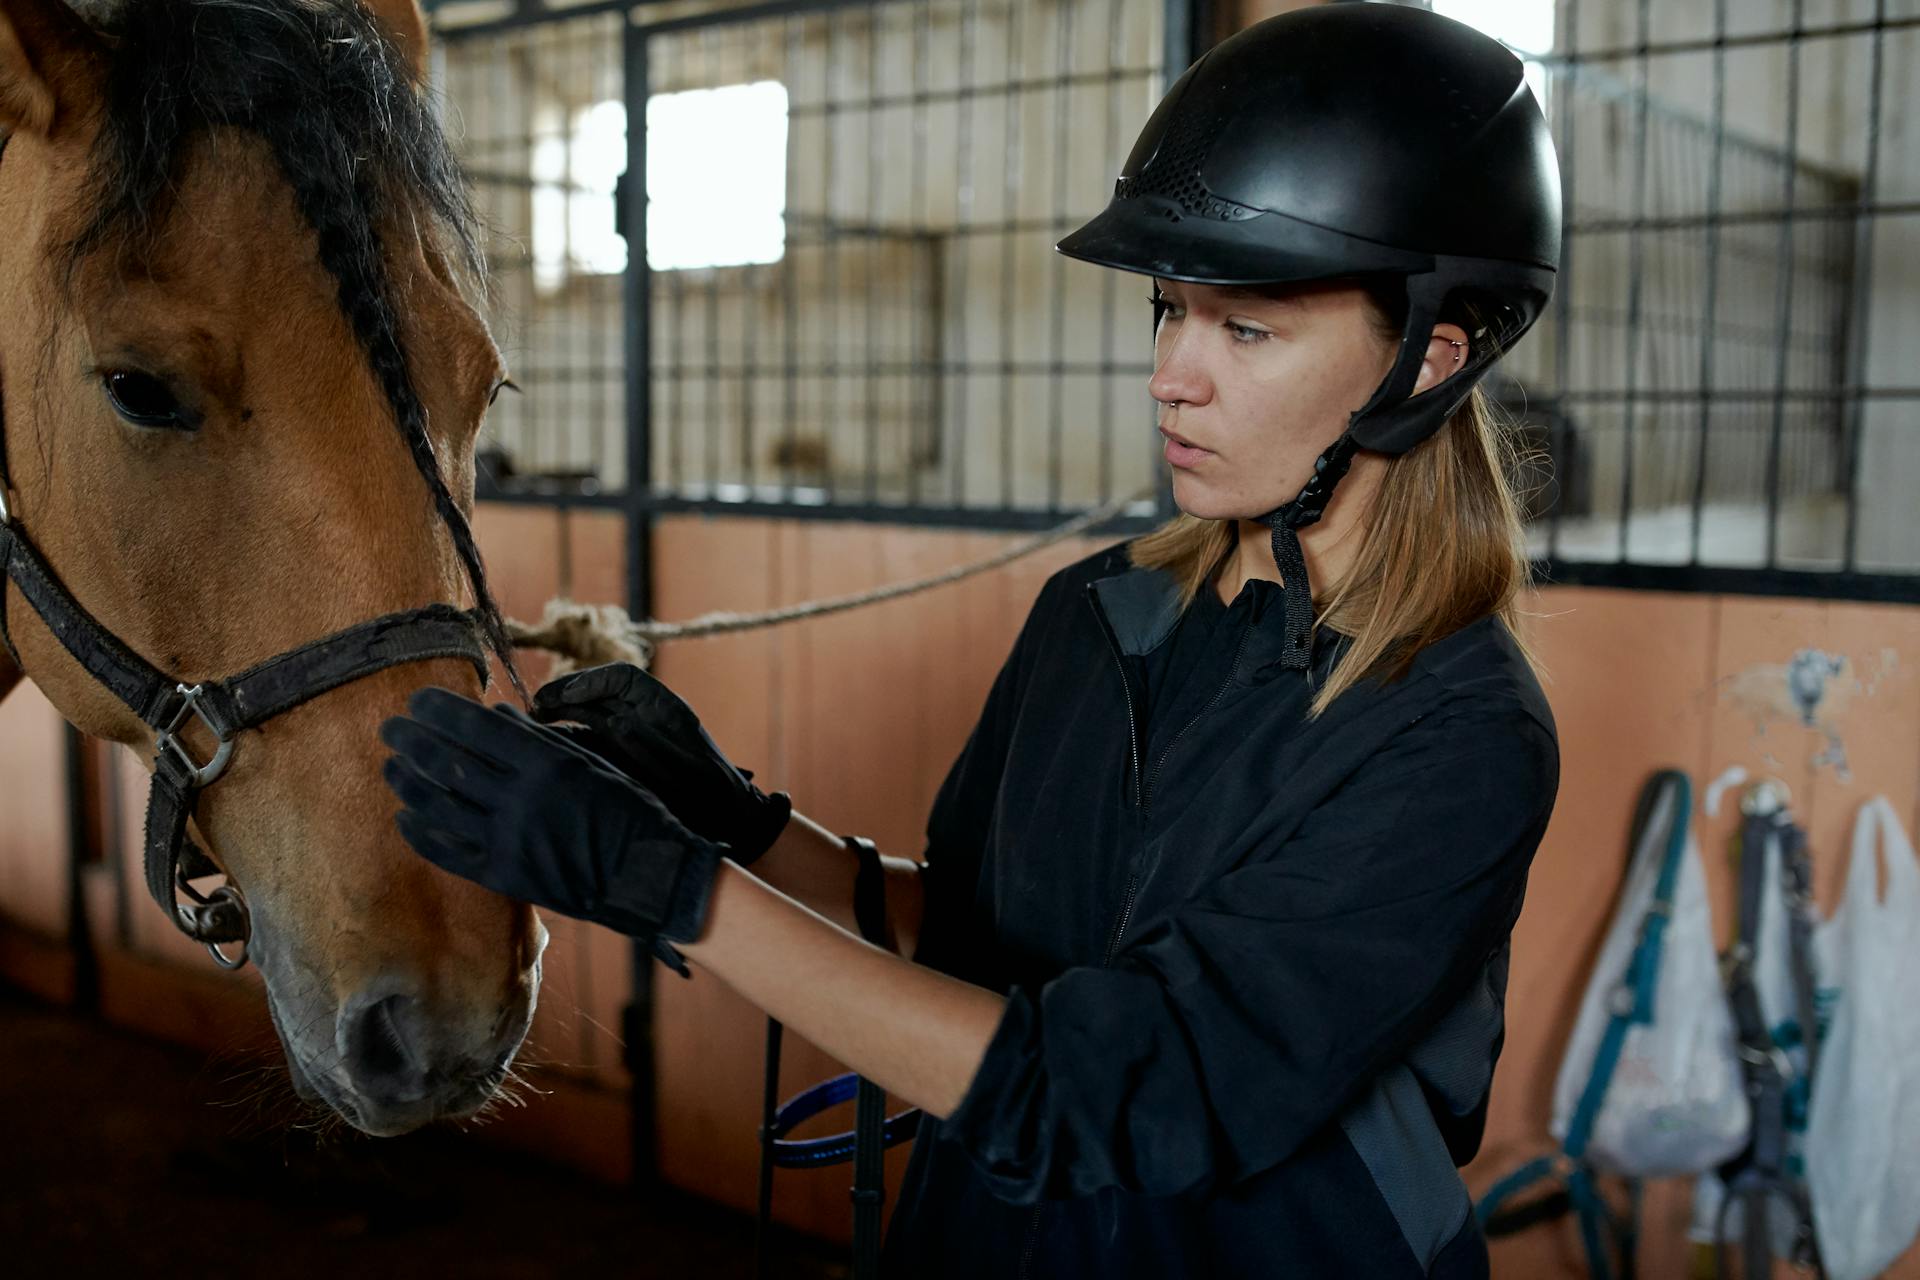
[{"xmin": 383, "ymin": 6, "xmax": 1563, "ymax": 1275}]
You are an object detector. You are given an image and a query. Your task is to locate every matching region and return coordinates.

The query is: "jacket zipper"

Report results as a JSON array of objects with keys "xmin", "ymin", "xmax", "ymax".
[
  {"xmin": 1018, "ymin": 1204, "xmax": 1042, "ymax": 1278},
  {"xmin": 1100, "ymin": 612, "xmax": 1253, "ymax": 971},
  {"xmin": 1140, "ymin": 614, "xmax": 1255, "ymax": 821},
  {"xmin": 1020, "ymin": 593, "xmax": 1253, "ymax": 1277}
]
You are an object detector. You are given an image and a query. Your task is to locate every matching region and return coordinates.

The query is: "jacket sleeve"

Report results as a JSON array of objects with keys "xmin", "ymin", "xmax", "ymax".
[
  {"xmin": 937, "ymin": 706, "xmax": 1559, "ymax": 1203},
  {"xmin": 910, "ymin": 570, "xmax": 1063, "ymax": 981}
]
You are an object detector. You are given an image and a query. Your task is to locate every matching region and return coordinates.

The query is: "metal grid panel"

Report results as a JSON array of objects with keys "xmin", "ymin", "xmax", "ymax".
[
  {"xmin": 438, "ymin": 10, "xmax": 629, "ymax": 493},
  {"xmin": 435, "ymin": 0, "xmax": 1920, "ymax": 600},
  {"xmin": 635, "ymin": 0, "xmax": 1172, "ymax": 525},
  {"xmin": 1524, "ymin": 0, "xmax": 1920, "ymax": 596}
]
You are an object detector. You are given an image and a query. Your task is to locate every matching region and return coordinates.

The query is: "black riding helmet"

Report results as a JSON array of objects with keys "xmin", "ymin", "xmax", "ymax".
[{"xmin": 1058, "ymin": 2, "xmax": 1561, "ymax": 669}]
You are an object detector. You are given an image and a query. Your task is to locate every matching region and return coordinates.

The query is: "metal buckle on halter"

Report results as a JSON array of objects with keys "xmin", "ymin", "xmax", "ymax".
[
  {"xmin": 174, "ymin": 867, "xmax": 251, "ymax": 970},
  {"xmin": 154, "ymin": 683, "xmax": 236, "ymax": 788}
]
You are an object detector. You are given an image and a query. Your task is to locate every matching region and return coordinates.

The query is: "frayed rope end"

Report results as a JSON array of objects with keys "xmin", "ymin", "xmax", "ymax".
[{"xmin": 504, "ymin": 598, "xmax": 653, "ymax": 677}]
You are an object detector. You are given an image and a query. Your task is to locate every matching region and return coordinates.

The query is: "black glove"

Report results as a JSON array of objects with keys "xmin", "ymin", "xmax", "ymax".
[
  {"xmin": 531, "ymin": 662, "xmax": 792, "ymax": 867},
  {"xmin": 380, "ymin": 687, "xmax": 726, "ymax": 976}
]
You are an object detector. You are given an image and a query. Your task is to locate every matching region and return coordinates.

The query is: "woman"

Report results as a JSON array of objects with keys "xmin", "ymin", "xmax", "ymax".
[{"xmin": 380, "ymin": 6, "xmax": 1562, "ymax": 1276}]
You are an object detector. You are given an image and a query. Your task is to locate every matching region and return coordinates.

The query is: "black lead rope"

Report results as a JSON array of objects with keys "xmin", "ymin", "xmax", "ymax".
[
  {"xmin": 753, "ymin": 836, "xmax": 922, "ymax": 1280},
  {"xmin": 1715, "ymin": 800, "xmax": 1824, "ymax": 1279}
]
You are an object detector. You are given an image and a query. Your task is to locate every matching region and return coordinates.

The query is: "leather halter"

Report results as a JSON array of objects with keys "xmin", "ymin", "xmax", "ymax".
[{"xmin": 0, "ymin": 129, "xmax": 492, "ymax": 970}]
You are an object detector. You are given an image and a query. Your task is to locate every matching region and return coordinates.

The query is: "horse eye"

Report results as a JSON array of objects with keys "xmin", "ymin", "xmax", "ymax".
[{"xmin": 103, "ymin": 370, "xmax": 188, "ymax": 429}]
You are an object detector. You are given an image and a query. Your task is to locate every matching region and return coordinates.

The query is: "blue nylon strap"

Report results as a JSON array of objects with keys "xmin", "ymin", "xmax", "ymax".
[
  {"xmin": 1563, "ymin": 771, "xmax": 1692, "ymax": 1158},
  {"xmin": 1473, "ymin": 1153, "xmax": 1560, "ymax": 1227}
]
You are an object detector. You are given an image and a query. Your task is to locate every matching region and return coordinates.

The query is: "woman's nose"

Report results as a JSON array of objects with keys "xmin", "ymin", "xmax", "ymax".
[{"xmin": 1148, "ymin": 326, "xmax": 1212, "ymax": 408}]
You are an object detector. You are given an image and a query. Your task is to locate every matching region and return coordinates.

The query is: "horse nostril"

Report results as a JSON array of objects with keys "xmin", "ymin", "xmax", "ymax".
[{"xmin": 342, "ymin": 991, "xmax": 429, "ymax": 1104}]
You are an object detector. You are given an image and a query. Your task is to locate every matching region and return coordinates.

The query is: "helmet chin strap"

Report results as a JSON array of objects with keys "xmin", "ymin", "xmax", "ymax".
[{"xmin": 1252, "ymin": 278, "xmax": 1448, "ymax": 671}]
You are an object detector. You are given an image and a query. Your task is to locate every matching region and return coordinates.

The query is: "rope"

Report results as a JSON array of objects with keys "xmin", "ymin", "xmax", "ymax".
[{"xmin": 504, "ymin": 486, "xmax": 1157, "ymax": 673}]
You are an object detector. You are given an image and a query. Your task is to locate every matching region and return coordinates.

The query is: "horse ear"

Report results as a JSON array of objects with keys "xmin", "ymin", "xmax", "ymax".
[
  {"xmin": 362, "ymin": 0, "xmax": 430, "ymax": 83},
  {"xmin": 0, "ymin": 0, "xmax": 103, "ymax": 135}
]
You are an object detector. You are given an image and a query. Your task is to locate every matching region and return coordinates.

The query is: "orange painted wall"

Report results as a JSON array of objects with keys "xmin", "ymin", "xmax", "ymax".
[{"xmin": 3, "ymin": 508, "xmax": 1917, "ymax": 1275}]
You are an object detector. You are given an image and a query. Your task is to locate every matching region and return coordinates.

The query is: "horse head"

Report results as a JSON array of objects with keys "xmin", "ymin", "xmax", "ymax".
[{"xmin": 0, "ymin": 0, "xmax": 546, "ymax": 1135}]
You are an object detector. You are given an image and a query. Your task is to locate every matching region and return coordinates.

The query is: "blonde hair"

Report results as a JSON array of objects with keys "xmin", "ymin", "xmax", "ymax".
[{"xmin": 1127, "ymin": 322, "xmax": 1541, "ymax": 718}]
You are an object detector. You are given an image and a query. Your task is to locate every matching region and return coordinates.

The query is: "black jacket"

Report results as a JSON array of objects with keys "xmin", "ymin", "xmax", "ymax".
[{"xmin": 882, "ymin": 540, "xmax": 1558, "ymax": 1279}]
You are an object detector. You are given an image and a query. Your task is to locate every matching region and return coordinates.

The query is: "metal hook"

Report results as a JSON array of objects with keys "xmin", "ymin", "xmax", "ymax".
[{"xmin": 1740, "ymin": 776, "xmax": 1792, "ymax": 817}]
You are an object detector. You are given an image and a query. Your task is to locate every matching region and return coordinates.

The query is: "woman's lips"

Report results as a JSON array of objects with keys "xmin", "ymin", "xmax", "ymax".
[{"xmin": 1161, "ymin": 428, "xmax": 1212, "ymax": 468}]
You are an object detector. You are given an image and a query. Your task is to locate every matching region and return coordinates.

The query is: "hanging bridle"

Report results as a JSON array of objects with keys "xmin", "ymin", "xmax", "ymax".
[{"xmin": 0, "ymin": 130, "xmax": 493, "ymax": 971}]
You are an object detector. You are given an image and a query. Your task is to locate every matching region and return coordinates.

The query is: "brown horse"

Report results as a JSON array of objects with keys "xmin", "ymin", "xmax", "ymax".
[{"xmin": 0, "ymin": 0, "xmax": 545, "ymax": 1135}]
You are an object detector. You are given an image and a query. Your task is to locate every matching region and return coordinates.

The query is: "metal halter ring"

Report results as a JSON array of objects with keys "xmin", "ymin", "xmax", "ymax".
[
  {"xmin": 154, "ymin": 683, "xmax": 236, "ymax": 788},
  {"xmin": 175, "ymin": 872, "xmax": 251, "ymax": 970}
]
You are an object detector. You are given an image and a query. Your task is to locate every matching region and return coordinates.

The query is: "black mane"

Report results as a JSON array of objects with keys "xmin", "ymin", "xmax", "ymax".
[{"xmin": 68, "ymin": 0, "xmax": 525, "ymax": 700}]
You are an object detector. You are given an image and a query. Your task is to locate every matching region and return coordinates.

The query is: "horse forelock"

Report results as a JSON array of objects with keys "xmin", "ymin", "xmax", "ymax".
[{"xmin": 54, "ymin": 0, "xmax": 525, "ymax": 701}]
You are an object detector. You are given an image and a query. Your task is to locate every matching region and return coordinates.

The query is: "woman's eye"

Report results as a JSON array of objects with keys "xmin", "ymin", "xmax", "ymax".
[
  {"xmin": 102, "ymin": 371, "xmax": 189, "ymax": 429},
  {"xmin": 1227, "ymin": 322, "xmax": 1271, "ymax": 345}
]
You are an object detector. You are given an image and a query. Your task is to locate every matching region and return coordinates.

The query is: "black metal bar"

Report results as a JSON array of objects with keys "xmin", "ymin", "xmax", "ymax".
[
  {"xmin": 705, "ymin": 30, "xmax": 724, "ymax": 497},
  {"xmin": 1534, "ymin": 559, "xmax": 1920, "ymax": 606},
  {"xmin": 780, "ymin": 64, "xmax": 1162, "ymax": 117},
  {"xmin": 1567, "ymin": 200, "xmax": 1920, "ymax": 234},
  {"xmin": 1613, "ymin": 0, "xmax": 1653, "ymax": 562},
  {"xmin": 104, "ymin": 726, "xmax": 128, "ymax": 950},
  {"xmin": 908, "ymin": 0, "xmax": 930, "ymax": 507},
  {"xmin": 1544, "ymin": 387, "xmax": 1920, "ymax": 405},
  {"xmin": 639, "ymin": 0, "xmax": 909, "ymax": 40},
  {"xmin": 477, "ymin": 481, "xmax": 628, "ymax": 508},
  {"xmin": 863, "ymin": 8, "xmax": 880, "ymax": 505},
  {"xmin": 1096, "ymin": 0, "xmax": 1124, "ymax": 507},
  {"xmin": 635, "ymin": 491, "xmax": 1161, "ymax": 533},
  {"xmin": 667, "ymin": 250, "xmax": 686, "ymax": 491},
  {"xmin": 1841, "ymin": 0, "xmax": 1887, "ymax": 574},
  {"xmin": 1046, "ymin": 0, "xmax": 1074, "ymax": 513},
  {"xmin": 437, "ymin": 0, "xmax": 635, "ymax": 44},
  {"xmin": 1763, "ymin": 0, "xmax": 1806, "ymax": 570},
  {"xmin": 950, "ymin": 0, "xmax": 978, "ymax": 509},
  {"xmin": 621, "ymin": 12, "xmax": 660, "ymax": 1195},
  {"xmin": 824, "ymin": 8, "xmax": 843, "ymax": 505},
  {"xmin": 1546, "ymin": 0, "xmax": 1577, "ymax": 558},
  {"xmin": 1528, "ymin": 13, "xmax": 1920, "ymax": 67},
  {"xmin": 63, "ymin": 726, "xmax": 99, "ymax": 1014},
  {"xmin": 1688, "ymin": 0, "xmax": 1729, "ymax": 565},
  {"xmin": 526, "ymin": 358, "xmax": 1157, "ymax": 377},
  {"xmin": 999, "ymin": 1, "xmax": 1021, "ymax": 511},
  {"xmin": 782, "ymin": 13, "xmax": 803, "ymax": 504}
]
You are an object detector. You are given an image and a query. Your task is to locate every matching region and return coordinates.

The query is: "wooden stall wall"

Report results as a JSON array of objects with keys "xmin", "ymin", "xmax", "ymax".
[{"xmin": 3, "ymin": 507, "xmax": 1918, "ymax": 1277}]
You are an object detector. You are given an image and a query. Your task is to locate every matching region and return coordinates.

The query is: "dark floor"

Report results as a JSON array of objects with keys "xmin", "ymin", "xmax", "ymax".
[{"xmin": 0, "ymin": 985, "xmax": 849, "ymax": 1280}]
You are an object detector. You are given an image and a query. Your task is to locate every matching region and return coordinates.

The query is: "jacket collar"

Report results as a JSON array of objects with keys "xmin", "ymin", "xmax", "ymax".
[{"xmin": 1086, "ymin": 561, "xmax": 1347, "ymax": 682}]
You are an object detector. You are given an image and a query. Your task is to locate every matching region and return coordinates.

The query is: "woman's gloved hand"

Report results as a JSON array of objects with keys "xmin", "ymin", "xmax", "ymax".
[
  {"xmin": 380, "ymin": 686, "xmax": 726, "ymax": 975},
  {"xmin": 531, "ymin": 662, "xmax": 792, "ymax": 867}
]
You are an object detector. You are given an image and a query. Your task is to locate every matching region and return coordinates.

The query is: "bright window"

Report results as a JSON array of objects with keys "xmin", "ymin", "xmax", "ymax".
[
  {"xmin": 532, "ymin": 99, "xmax": 628, "ymax": 292},
  {"xmin": 1432, "ymin": 0, "xmax": 1555, "ymax": 104},
  {"xmin": 646, "ymin": 80, "xmax": 790, "ymax": 272}
]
